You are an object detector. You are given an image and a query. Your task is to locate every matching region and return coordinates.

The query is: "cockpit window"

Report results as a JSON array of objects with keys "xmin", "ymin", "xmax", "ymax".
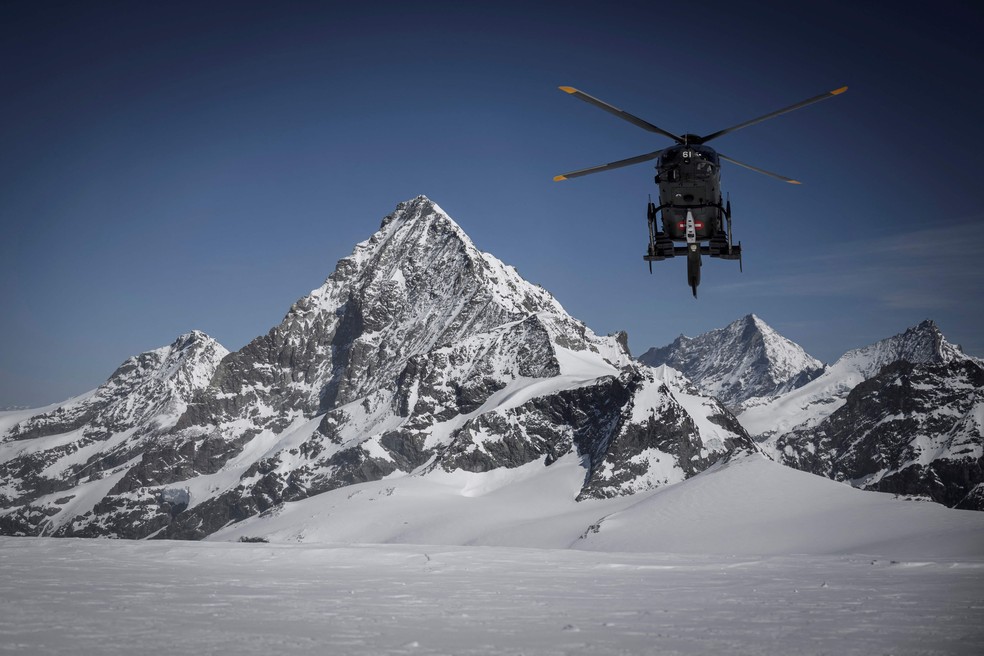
[
  {"xmin": 696, "ymin": 149, "xmax": 718, "ymax": 165},
  {"xmin": 696, "ymin": 160, "xmax": 715, "ymax": 177}
]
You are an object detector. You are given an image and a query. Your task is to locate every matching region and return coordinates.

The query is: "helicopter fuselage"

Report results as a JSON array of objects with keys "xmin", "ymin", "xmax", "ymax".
[{"xmin": 655, "ymin": 144, "xmax": 723, "ymax": 242}]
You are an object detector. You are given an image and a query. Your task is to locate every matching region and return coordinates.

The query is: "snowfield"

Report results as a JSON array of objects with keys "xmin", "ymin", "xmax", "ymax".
[
  {"xmin": 2, "ymin": 454, "xmax": 983, "ymax": 655},
  {"xmin": 2, "ymin": 538, "xmax": 982, "ymax": 656}
]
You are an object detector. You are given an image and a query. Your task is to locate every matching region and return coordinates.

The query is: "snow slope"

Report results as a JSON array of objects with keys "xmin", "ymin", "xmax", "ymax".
[
  {"xmin": 209, "ymin": 451, "xmax": 984, "ymax": 560},
  {"xmin": 2, "ymin": 451, "xmax": 983, "ymax": 656},
  {"xmin": 578, "ymin": 454, "xmax": 984, "ymax": 558}
]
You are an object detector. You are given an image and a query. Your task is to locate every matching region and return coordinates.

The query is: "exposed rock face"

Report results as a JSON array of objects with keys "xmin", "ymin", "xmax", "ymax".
[
  {"xmin": 186, "ymin": 197, "xmax": 567, "ymax": 427},
  {"xmin": 772, "ymin": 358, "xmax": 984, "ymax": 510},
  {"xmin": 728, "ymin": 320, "xmax": 982, "ymax": 510},
  {"xmin": 636, "ymin": 315, "xmax": 983, "ymax": 511},
  {"xmin": 1, "ymin": 196, "xmax": 754, "ymax": 539},
  {"xmin": 0, "ymin": 332, "xmax": 228, "ymax": 535},
  {"xmin": 740, "ymin": 320, "xmax": 972, "ymax": 440},
  {"xmin": 575, "ymin": 366, "xmax": 752, "ymax": 500},
  {"xmin": 639, "ymin": 314, "xmax": 825, "ymax": 409}
]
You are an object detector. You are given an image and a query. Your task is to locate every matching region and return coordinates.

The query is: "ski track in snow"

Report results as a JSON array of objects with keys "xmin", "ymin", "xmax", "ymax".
[{"xmin": 1, "ymin": 537, "xmax": 982, "ymax": 656}]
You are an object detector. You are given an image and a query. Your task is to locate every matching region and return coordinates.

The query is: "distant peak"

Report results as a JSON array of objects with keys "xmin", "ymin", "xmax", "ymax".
[
  {"xmin": 738, "ymin": 313, "xmax": 768, "ymax": 331},
  {"xmin": 173, "ymin": 330, "xmax": 212, "ymax": 346},
  {"xmin": 899, "ymin": 319, "xmax": 944, "ymax": 342},
  {"xmin": 396, "ymin": 194, "xmax": 439, "ymax": 213},
  {"xmin": 381, "ymin": 195, "xmax": 446, "ymax": 228},
  {"xmin": 167, "ymin": 331, "xmax": 226, "ymax": 358},
  {"xmin": 639, "ymin": 314, "xmax": 824, "ymax": 406},
  {"xmin": 839, "ymin": 318, "xmax": 964, "ymax": 374}
]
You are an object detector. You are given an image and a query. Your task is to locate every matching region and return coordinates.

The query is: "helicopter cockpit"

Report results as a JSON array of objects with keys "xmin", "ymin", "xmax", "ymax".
[{"xmin": 657, "ymin": 145, "xmax": 719, "ymax": 183}]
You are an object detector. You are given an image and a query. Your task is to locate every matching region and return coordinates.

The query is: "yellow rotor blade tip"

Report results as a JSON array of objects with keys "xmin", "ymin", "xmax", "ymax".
[
  {"xmin": 558, "ymin": 86, "xmax": 577, "ymax": 94},
  {"xmin": 553, "ymin": 175, "xmax": 568, "ymax": 182},
  {"xmin": 831, "ymin": 86, "xmax": 848, "ymax": 95}
]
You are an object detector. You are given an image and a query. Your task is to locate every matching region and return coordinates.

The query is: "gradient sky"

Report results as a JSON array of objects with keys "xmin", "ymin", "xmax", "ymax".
[{"xmin": 2, "ymin": 0, "xmax": 982, "ymax": 407}]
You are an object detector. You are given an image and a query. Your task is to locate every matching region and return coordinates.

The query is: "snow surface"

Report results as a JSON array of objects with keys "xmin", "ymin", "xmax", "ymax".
[
  {"xmin": 203, "ymin": 452, "xmax": 984, "ymax": 558},
  {"xmin": 1, "ymin": 538, "xmax": 982, "ymax": 656},
  {"xmin": 2, "ymin": 453, "xmax": 983, "ymax": 655}
]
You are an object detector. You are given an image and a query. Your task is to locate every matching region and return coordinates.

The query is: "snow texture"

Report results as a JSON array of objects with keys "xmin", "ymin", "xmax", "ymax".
[{"xmin": 2, "ymin": 452, "xmax": 982, "ymax": 655}]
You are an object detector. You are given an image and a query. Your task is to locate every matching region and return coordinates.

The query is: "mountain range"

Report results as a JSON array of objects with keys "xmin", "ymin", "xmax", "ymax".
[
  {"xmin": 646, "ymin": 314, "xmax": 983, "ymax": 510},
  {"xmin": 1, "ymin": 196, "xmax": 980, "ymax": 542}
]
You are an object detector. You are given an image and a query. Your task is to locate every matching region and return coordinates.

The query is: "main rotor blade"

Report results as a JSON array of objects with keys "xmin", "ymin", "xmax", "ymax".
[
  {"xmin": 559, "ymin": 86, "xmax": 684, "ymax": 144},
  {"xmin": 554, "ymin": 149, "xmax": 664, "ymax": 181},
  {"xmin": 718, "ymin": 153, "xmax": 801, "ymax": 184},
  {"xmin": 699, "ymin": 86, "xmax": 848, "ymax": 144}
]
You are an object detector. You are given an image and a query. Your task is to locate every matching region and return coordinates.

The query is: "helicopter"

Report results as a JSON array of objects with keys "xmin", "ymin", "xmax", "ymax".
[{"xmin": 554, "ymin": 85, "xmax": 847, "ymax": 296}]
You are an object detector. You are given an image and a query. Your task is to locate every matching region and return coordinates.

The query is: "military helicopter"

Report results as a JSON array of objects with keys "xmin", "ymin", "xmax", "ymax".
[{"xmin": 554, "ymin": 85, "xmax": 847, "ymax": 296}]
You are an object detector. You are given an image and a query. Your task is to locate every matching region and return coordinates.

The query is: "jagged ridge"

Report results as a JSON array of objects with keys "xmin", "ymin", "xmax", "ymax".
[
  {"xmin": 0, "ymin": 332, "xmax": 228, "ymax": 534},
  {"xmin": 638, "ymin": 314, "xmax": 825, "ymax": 408},
  {"xmin": 0, "ymin": 197, "xmax": 754, "ymax": 539}
]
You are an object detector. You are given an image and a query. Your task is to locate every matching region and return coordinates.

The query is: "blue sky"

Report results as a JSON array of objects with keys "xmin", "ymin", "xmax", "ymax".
[{"xmin": 2, "ymin": 0, "xmax": 982, "ymax": 407}]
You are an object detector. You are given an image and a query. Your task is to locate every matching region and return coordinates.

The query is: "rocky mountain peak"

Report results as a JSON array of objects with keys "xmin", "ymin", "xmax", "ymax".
[
  {"xmin": 3, "ymin": 331, "xmax": 228, "ymax": 445},
  {"xmin": 764, "ymin": 344, "xmax": 984, "ymax": 511},
  {"xmin": 284, "ymin": 195, "xmax": 565, "ymax": 330},
  {"xmin": 131, "ymin": 330, "xmax": 228, "ymax": 393},
  {"xmin": 638, "ymin": 314, "xmax": 824, "ymax": 408},
  {"xmin": 740, "ymin": 319, "xmax": 976, "ymax": 440},
  {"xmin": 184, "ymin": 198, "xmax": 605, "ymax": 426},
  {"xmin": 837, "ymin": 319, "xmax": 967, "ymax": 380}
]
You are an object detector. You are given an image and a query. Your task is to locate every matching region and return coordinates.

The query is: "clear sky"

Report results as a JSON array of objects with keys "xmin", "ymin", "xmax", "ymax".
[{"xmin": 2, "ymin": 0, "xmax": 982, "ymax": 407}]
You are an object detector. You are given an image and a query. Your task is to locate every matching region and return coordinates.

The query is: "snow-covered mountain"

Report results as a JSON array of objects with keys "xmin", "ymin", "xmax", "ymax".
[
  {"xmin": 0, "ymin": 196, "xmax": 753, "ymax": 539},
  {"xmin": 735, "ymin": 320, "xmax": 983, "ymax": 510},
  {"xmin": 769, "ymin": 357, "xmax": 984, "ymax": 510},
  {"xmin": 638, "ymin": 316, "xmax": 983, "ymax": 511},
  {"xmin": 740, "ymin": 320, "xmax": 970, "ymax": 439},
  {"xmin": 0, "ymin": 331, "xmax": 228, "ymax": 535},
  {"xmin": 638, "ymin": 313, "xmax": 825, "ymax": 408}
]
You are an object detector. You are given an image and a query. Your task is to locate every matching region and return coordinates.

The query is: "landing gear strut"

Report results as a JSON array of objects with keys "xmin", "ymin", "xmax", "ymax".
[{"xmin": 643, "ymin": 199, "xmax": 742, "ymax": 297}]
